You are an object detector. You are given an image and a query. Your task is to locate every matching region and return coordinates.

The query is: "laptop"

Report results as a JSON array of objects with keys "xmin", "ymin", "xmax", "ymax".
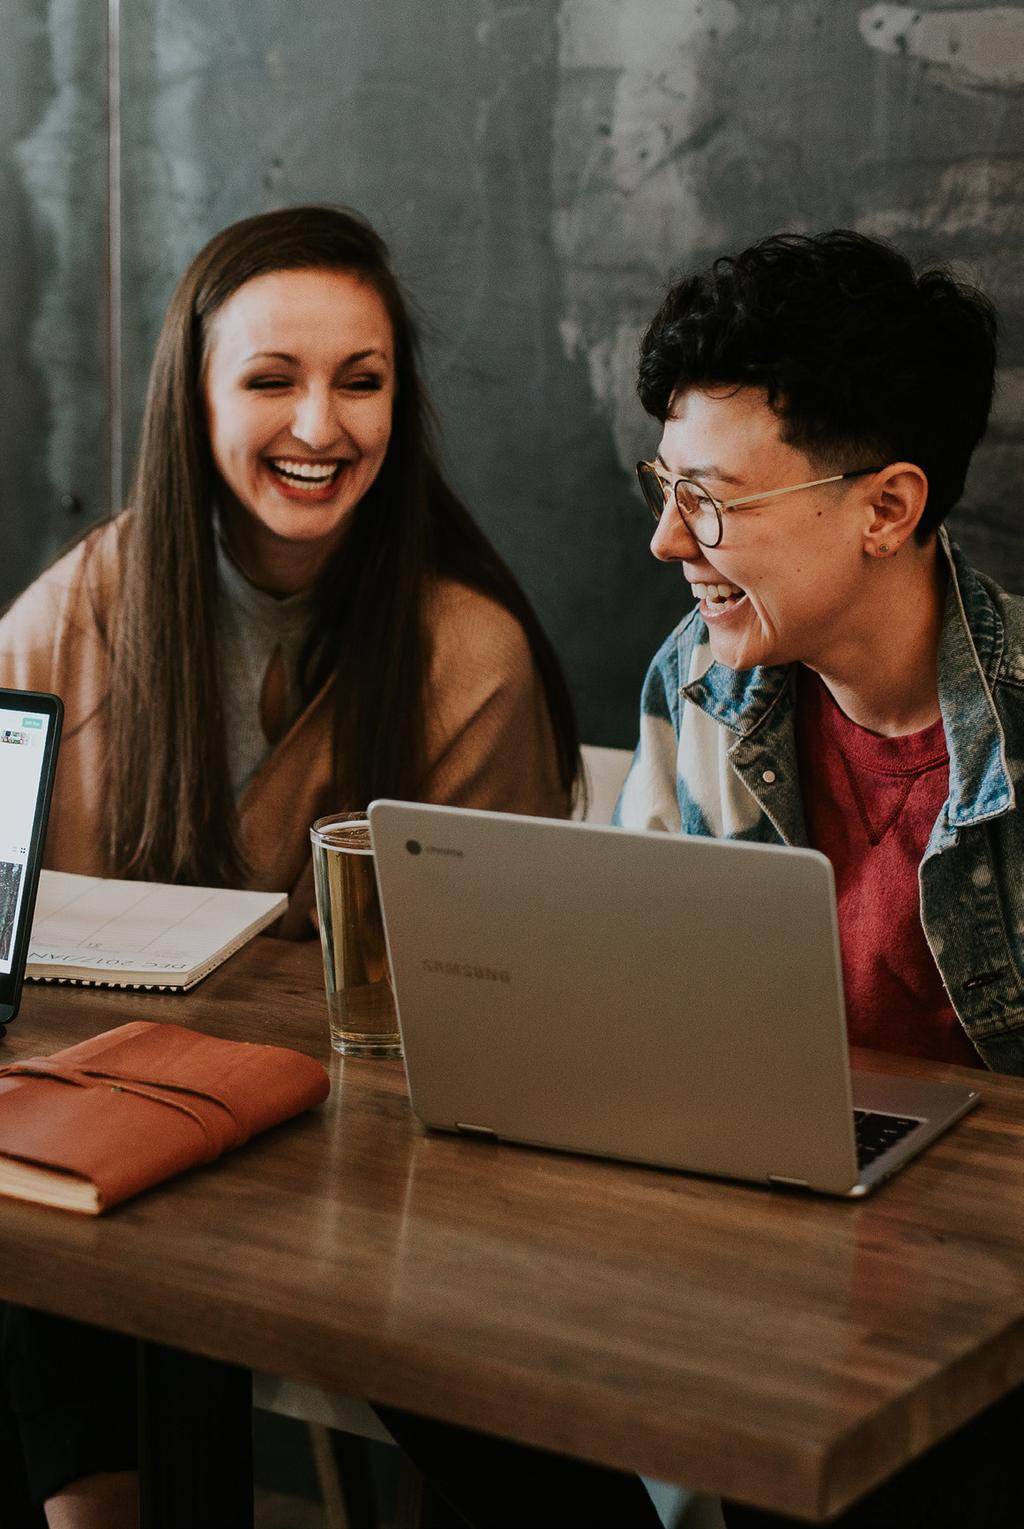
[
  {"xmin": 368, "ymin": 800, "xmax": 981, "ymax": 1198},
  {"xmin": 0, "ymin": 689, "xmax": 63, "ymax": 1034}
]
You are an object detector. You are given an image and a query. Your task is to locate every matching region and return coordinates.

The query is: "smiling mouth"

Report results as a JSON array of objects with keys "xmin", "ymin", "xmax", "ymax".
[
  {"xmin": 690, "ymin": 579, "xmax": 744, "ymax": 610},
  {"xmin": 267, "ymin": 457, "xmax": 344, "ymax": 492}
]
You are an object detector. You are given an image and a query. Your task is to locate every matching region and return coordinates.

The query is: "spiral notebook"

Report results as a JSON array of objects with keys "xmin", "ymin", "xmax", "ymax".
[{"xmin": 27, "ymin": 871, "xmax": 288, "ymax": 991}]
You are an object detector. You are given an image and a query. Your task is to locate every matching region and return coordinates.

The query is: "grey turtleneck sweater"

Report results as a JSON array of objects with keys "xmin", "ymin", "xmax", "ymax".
[{"xmin": 215, "ymin": 537, "xmax": 317, "ymax": 800}]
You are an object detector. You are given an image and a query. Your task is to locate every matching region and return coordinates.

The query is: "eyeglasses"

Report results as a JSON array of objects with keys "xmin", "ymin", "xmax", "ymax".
[{"xmin": 635, "ymin": 461, "xmax": 884, "ymax": 549}]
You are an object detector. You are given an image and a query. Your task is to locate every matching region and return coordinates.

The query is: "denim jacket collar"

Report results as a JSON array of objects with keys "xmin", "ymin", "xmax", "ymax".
[{"xmin": 679, "ymin": 530, "xmax": 1015, "ymax": 834}]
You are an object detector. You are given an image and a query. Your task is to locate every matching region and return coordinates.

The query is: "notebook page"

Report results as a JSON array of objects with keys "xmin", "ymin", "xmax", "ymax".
[{"xmin": 28, "ymin": 871, "xmax": 286, "ymax": 981}]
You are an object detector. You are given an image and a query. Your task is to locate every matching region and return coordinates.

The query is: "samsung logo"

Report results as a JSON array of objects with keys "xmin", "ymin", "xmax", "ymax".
[{"xmin": 423, "ymin": 960, "xmax": 511, "ymax": 984}]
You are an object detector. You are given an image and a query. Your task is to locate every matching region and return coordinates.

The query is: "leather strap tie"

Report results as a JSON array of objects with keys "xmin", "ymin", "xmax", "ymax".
[{"xmin": 0, "ymin": 1058, "xmax": 242, "ymax": 1153}]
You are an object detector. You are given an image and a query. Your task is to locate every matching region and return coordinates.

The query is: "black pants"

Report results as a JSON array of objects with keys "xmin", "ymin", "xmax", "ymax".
[{"xmin": 0, "ymin": 1305, "xmax": 135, "ymax": 1513}]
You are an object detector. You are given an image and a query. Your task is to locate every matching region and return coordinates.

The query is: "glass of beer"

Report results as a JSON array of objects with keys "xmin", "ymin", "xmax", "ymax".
[{"xmin": 310, "ymin": 813, "xmax": 401, "ymax": 1057}]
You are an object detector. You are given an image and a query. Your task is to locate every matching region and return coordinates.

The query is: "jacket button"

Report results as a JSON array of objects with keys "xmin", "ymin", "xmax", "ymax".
[{"xmin": 762, "ymin": 769, "xmax": 776, "ymax": 784}]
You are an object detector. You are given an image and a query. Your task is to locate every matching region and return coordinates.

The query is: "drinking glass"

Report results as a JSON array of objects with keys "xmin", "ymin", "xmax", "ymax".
[{"xmin": 310, "ymin": 813, "xmax": 401, "ymax": 1057}]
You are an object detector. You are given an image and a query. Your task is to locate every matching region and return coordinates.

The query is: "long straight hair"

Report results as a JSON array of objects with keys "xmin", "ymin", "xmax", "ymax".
[{"xmin": 105, "ymin": 206, "xmax": 579, "ymax": 884}]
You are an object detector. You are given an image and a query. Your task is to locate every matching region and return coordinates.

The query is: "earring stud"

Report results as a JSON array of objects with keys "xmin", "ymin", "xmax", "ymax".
[{"xmin": 879, "ymin": 543, "xmax": 889, "ymax": 555}]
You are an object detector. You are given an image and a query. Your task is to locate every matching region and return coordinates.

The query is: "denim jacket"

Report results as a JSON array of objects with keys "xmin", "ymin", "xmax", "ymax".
[{"xmin": 616, "ymin": 532, "xmax": 1024, "ymax": 1075}]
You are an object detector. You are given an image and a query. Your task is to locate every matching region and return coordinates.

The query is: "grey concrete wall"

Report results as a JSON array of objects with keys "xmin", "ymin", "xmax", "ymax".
[
  {"xmin": 4, "ymin": 0, "xmax": 1023, "ymax": 744},
  {"xmin": 1, "ymin": 0, "xmax": 108, "ymax": 596}
]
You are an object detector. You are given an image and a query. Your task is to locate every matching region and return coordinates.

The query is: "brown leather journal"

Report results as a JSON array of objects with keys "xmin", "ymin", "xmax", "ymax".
[{"xmin": 0, "ymin": 1021, "xmax": 331, "ymax": 1213}]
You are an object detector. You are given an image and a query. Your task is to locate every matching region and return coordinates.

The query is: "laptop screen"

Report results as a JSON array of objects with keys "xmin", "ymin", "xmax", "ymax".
[{"xmin": 0, "ymin": 691, "xmax": 63, "ymax": 1022}]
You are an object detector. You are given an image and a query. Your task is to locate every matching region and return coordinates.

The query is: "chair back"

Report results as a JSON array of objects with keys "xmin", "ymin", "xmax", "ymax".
[{"xmin": 574, "ymin": 745, "xmax": 633, "ymax": 825}]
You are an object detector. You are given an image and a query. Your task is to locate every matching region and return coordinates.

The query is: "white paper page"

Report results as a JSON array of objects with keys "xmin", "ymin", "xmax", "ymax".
[{"xmin": 29, "ymin": 871, "xmax": 286, "ymax": 977}]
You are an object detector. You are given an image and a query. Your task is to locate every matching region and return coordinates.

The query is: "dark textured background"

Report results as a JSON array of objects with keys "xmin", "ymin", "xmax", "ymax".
[{"xmin": 3, "ymin": 0, "xmax": 1022, "ymax": 745}]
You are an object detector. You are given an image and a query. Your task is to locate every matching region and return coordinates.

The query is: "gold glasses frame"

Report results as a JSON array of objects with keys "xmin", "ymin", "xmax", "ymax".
[{"xmin": 635, "ymin": 461, "xmax": 884, "ymax": 549}]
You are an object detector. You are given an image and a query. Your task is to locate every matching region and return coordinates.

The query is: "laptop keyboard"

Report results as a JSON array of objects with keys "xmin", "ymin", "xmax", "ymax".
[{"xmin": 854, "ymin": 1109, "xmax": 919, "ymax": 1168}]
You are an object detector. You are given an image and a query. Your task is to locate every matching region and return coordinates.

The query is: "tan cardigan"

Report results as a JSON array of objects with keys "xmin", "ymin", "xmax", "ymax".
[{"xmin": 0, "ymin": 519, "xmax": 568, "ymax": 937}]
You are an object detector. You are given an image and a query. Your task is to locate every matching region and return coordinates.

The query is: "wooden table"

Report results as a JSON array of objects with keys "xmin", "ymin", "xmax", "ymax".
[{"xmin": 2, "ymin": 939, "xmax": 1024, "ymax": 1523}]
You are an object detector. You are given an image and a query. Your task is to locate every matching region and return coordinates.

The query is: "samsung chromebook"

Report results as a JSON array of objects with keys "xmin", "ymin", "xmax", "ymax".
[
  {"xmin": 368, "ymin": 800, "xmax": 980, "ymax": 1198},
  {"xmin": 0, "ymin": 689, "xmax": 63, "ymax": 1034}
]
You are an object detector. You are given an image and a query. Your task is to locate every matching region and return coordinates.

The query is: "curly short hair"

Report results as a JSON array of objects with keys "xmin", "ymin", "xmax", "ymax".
[{"xmin": 637, "ymin": 231, "xmax": 997, "ymax": 539}]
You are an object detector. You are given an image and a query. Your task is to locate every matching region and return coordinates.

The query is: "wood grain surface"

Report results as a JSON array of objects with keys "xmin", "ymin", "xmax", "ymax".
[{"xmin": 3, "ymin": 943, "xmax": 1024, "ymax": 1521}]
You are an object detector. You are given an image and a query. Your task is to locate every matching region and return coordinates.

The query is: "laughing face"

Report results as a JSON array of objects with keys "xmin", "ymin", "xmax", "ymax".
[
  {"xmin": 650, "ymin": 387, "xmax": 878, "ymax": 673},
  {"xmin": 202, "ymin": 266, "xmax": 395, "ymax": 583}
]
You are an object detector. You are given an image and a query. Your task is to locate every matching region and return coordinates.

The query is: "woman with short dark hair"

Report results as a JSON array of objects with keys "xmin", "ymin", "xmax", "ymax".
[{"xmin": 623, "ymin": 230, "xmax": 1023, "ymax": 1526}]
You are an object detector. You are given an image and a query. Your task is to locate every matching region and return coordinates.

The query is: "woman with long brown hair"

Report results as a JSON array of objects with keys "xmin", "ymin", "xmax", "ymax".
[
  {"xmin": 1, "ymin": 205, "xmax": 578, "ymax": 936},
  {"xmin": 0, "ymin": 205, "xmax": 580, "ymax": 1528}
]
